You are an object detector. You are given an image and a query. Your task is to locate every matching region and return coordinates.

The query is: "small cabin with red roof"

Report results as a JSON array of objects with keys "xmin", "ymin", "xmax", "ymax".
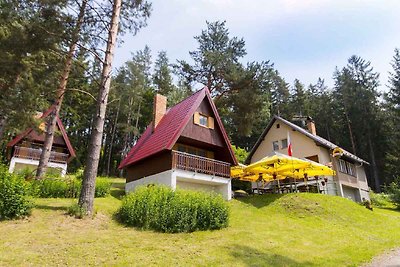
[
  {"xmin": 119, "ymin": 87, "xmax": 237, "ymax": 200},
  {"xmin": 6, "ymin": 108, "xmax": 75, "ymax": 176}
]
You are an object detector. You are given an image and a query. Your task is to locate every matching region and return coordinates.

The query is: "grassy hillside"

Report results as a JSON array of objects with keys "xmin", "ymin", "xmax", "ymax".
[{"xmin": 1, "ymin": 178, "xmax": 399, "ymax": 266}]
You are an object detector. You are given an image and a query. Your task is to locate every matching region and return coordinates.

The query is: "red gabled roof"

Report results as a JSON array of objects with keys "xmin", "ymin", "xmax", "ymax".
[
  {"xmin": 6, "ymin": 106, "xmax": 76, "ymax": 160},
  {"xmin": 119, "ymin": 87, "xmax": 237, "ymax": 169}
]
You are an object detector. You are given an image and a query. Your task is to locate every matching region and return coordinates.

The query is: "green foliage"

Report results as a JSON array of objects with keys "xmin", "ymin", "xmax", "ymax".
[
  {"xmin": 0, "ymin": 165, "xmax": 32, "ymax": 220},
  {"xmin": 386, "ymin": 178, "xmax": 400, "ymax": 208},
  {"xmin": 67, "ymin": 203, "xmax": 89, "ymax": 219},
  {"xmin": 31, "ymin": 178, "xmax": 81, "ymax": 198},
  {"xmin": 384, "ymin": 49, "xmax": 400, "ymax": 183},
  {"xmin": 15, "ymin": 167, "xmax": 36, "ymax": 180},
  {"xmin": 94, "ymin": 177, "xmax": 113, "ymax": 197},
  {"xmin": 231, "ymin": 145, "xmax": 249, "ymax": 164},
  {"xmin": 369, "ymin": 191, "xmax": 393, "ymax": 208},
  {"xmin": 30, "ymin": 177, "xmax": 111, "ymax": 198},
  {"xmin": 116, "ymin": 185, "xmax": 229, "ymax": 233}
]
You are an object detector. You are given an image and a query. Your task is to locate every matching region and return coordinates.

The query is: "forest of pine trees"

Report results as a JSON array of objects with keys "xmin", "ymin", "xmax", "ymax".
[{"xmin": 1, "ymin": 2, "xmax": 399, "ymax": 194}]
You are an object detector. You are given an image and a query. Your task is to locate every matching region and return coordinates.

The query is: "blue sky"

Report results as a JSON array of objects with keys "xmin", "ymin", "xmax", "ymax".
[{"xmin": 113, "ymin": 0, "xmax": 400, "ymax": 92}]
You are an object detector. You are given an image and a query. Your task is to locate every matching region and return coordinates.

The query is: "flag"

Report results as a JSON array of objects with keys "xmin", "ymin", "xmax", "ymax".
[{"xmin": 287, "ymin": 131, "xmax": 293, "ymax": 156}]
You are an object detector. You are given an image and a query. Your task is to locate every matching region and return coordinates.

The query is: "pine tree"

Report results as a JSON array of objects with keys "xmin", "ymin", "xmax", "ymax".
[
  {"xmin": 333, "ymin": 55, "xmax": 382, "ymax": 191},
  {"xmin": 153, "ymin": 51, "xmax": 175, "ymax": 96},
  {"xmin": 79, "ymin": 0, "xmax": 151, "ymax": 215},
  {"xmin": 384, "ymin": 48, "xmax": 400, "ymax": 182}
]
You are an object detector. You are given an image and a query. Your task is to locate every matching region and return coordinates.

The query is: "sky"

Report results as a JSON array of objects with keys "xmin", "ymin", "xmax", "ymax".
[{"xmin": 113, "ymin": 0, "xmax": 400, "ymax": 92}]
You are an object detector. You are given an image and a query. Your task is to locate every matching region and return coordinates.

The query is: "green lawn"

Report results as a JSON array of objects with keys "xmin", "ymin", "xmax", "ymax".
[{"xmin": 1, "ymin": 178, "xmax": 400, "ymax": 266}]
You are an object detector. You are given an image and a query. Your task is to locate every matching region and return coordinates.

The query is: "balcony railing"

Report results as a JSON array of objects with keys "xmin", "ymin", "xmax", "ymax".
[
  {"xmin": 172, "ymin": 150, "xmax": 231, "ymax": 178},
  {"xmin": 13, "ymin": 146, "xmax": 68, "ymax": 164}
]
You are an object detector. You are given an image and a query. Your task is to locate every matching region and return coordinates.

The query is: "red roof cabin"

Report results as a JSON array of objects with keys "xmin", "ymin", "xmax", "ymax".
[
  {"xmin": 6, "ymin": 107, "xmax": 76, "ymax": 176},
  {"xmin": 119, "ymin": 87, "xmax": 237, "ymax": 200}
]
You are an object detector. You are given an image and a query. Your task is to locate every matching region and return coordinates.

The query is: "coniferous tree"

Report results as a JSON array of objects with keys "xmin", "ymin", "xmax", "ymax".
[
  {"xmin": 384, "ymin": 48, "xmax": 400, "ymax": 182},
  {"xmin": 79, "ymin": 0, "xmax": 151, "ymax": 215},
  {"xmin": 333, "ymin": 55, "xmax": 382, "ymax": 191}
]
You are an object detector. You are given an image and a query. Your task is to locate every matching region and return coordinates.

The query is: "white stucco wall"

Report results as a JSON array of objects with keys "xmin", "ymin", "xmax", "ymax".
[
  {"xmin": 251, "ymin": 121, "xmax": 320, "ymax": 163},
  {"xmin": 125, "ymin": 169, "xmax": 232, "ymax": 200},
  {"xmin": 342, "ymin": 185, "xmax": 361, "ymax": 202},
  {"xmin": 125, "ymin": 170, "xmax": 175, "ymax": 192},
  {"xmin": 250, "ymin": 120, "xmax": 371, "ymax": 202},
  {"xmin": 9, "ymin": 157, "xmax": 67, "ymax": 176}
]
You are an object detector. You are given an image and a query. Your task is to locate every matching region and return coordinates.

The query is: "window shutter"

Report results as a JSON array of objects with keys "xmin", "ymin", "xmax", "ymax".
[
  {"xmin": 208, "ymin": 117, "xmax": 214, "ymax": 129},
  {"xmin": 194, "ymin": 112, "xmax": 200, "ymax": 125}
]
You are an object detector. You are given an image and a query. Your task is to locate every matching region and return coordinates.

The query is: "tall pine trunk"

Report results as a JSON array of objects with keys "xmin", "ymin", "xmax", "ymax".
[
  {"xmin": 106, "ymin": 100, "xmax": 120, "ymax": 176},
  {"xmin": 0, "ymin": 116, "xmax": 6, "ymax": 142},
  {"xmin": 343, "ymin": 110, "xmax": 357, "ymax": 155},
  {"xmin": 368, "ymin": 133, "xmax": 380, "ymax": 192},
  {"xmin": 36, "ymin": 0, "xmax": 88, "ymax": 178},
  {"xmin": 79, "ymin": 0, "xmax": 121, "ymax": 215}
]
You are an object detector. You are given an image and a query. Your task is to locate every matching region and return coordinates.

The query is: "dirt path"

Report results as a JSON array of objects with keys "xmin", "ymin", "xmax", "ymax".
[{"xmin": 362, "ymin": 248, "xmax": 400, "ymax": 267}]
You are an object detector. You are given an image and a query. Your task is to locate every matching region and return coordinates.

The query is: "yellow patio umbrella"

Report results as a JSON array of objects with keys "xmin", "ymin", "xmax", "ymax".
[
  {"xmin": 280, "ymin": 159, "xmax": 336, "ymax": 179},
  {"xmin": 231, "ymin": 163, "xmax": 283, "ymax": 182},
  {"xmin": 243, "ymin": 152, "xmax": 311, "ymax": 178}
]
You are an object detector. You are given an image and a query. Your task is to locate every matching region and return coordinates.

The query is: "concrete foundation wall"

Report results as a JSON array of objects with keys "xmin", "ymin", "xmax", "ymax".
[
  {"xmin": 9, "ymin": 157, "xmax": 67, "ymax": 176},
  {"xmin": 125, "ymin": 169, "xmax": 231, "ymax": 200}
]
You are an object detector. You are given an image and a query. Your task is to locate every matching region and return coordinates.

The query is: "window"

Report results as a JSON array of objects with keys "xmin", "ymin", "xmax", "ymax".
[
  {"xmin": 173, "ymin": 143, "xmax": 214, "ymax": 159},
  {"xmin": 276, "ymin": 123, "xmax": 280, "ymax": 129},
  {"xmin": 199, "ymin": 114, "xmax": 208, "ymax": 127},
  {"xmin": 194, "ymin": 112, "xmax": 214, "ymax": 129},
  {"xmin": 338, "ymin": 158, "xmax": 356, "ymax": 177},
  {"xmin": 346, "ymin": 162, "xmax": 355, "ymax": 176},
  {"xmin": 272, "ymin": 141, "xmax": 279, "ymax": 151},
  {"xmin": 281, "ymin": 139, "xmax": 288, "ymax": 149},
  {"xmin": 338, "ymin": 159, "xmax": 346, "ymax": 173}
]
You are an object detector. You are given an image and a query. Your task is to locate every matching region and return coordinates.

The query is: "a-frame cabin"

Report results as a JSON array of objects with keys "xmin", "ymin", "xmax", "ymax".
[
  {"xmin": 119, "ymin": 87, "xmax": 237, "ymax": 200},
  {"xmin": 6, "ymin": 107, "xmax": 76, "ymax": 176}
]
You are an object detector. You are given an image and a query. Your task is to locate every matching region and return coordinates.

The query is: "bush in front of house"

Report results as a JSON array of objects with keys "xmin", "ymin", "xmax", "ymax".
[
  {"xmin": 116, "ymin": 185, "xmax": 229, "ymax": 233},
  {"xmin": 31, "ymin": 177, "xmax": 111, "ymax": 198},
  {"xmin": 0, "ymin": 165, "xmax": 32, "ymax": 220}
]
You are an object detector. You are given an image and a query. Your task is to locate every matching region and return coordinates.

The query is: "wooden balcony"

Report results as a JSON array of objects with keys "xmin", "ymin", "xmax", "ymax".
[
  {"xmin": 172, "ymin": 150, "xmax": 231, "ymax": 178},
  {"xmin": 13, "ymin": 146, "xmax": 68, "ymax": 164}
]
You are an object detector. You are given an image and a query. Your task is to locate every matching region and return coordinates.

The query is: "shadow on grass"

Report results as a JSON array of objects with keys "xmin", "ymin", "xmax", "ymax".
[
  {"xmin": 34, "ymin": 204, "xmax": 68, "ymax": 211},
  {"xmin": 110, "ymin": 188, "xmax": 125, "ymax": 200},
  {"xmin": 235, "ymin": 193, "xmax": 284, "ymax": 209},
  {"xmin": 228, "ymin": 245, "xmax": 315, "ymax": 267}
]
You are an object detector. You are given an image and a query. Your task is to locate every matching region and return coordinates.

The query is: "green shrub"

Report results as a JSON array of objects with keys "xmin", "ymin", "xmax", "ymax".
[
  {"xmin": 369, "ymin": 190, "xmax": 393, "ymax": 208},
  {"xmin": 67, "ymin": 203, "xmax": 92, "ymax": 219},
  {"xmin": 386, "ymin": 178, "xmax": 400, "ymax": 208},
  {"xmin": 94, "ymin": 177, "xmax": 112, "ymax": 197},
  {"xmin": 31, "ymin": 177, "xmax": 111, "ymax": 198},
  {"xmin": 0, "ymin": 165, "xmax": 32, "ymax": 220},
  {"xmin": 116, "ymin": 185, "xmax": 229, "ymax": 233},
  {"xmin": 75, "ymin": 168, "xmax": 84, "ymax": 180},
  {"xmin": 31, "ymin": 177, "xmax": 81, "ymax": 198},
  {"xmin": 15, "ymin": 167, "xmax": 36, "ymax": 180}
]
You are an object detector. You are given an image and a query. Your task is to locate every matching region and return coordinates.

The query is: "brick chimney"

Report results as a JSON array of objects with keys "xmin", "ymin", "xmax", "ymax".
[
  {"xmin": 306, "ymin": 117, "xmax": 317, "ymax": 135},
  {"xmin": 152, "ymin": 94, "xmax": 167, "ymax": 131}
]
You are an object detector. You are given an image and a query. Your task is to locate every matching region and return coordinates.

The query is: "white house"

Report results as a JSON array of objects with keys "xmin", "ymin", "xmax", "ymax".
[{"xmin": 246, "ymin": 115, "xmax": 370, "ymax": 202}]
